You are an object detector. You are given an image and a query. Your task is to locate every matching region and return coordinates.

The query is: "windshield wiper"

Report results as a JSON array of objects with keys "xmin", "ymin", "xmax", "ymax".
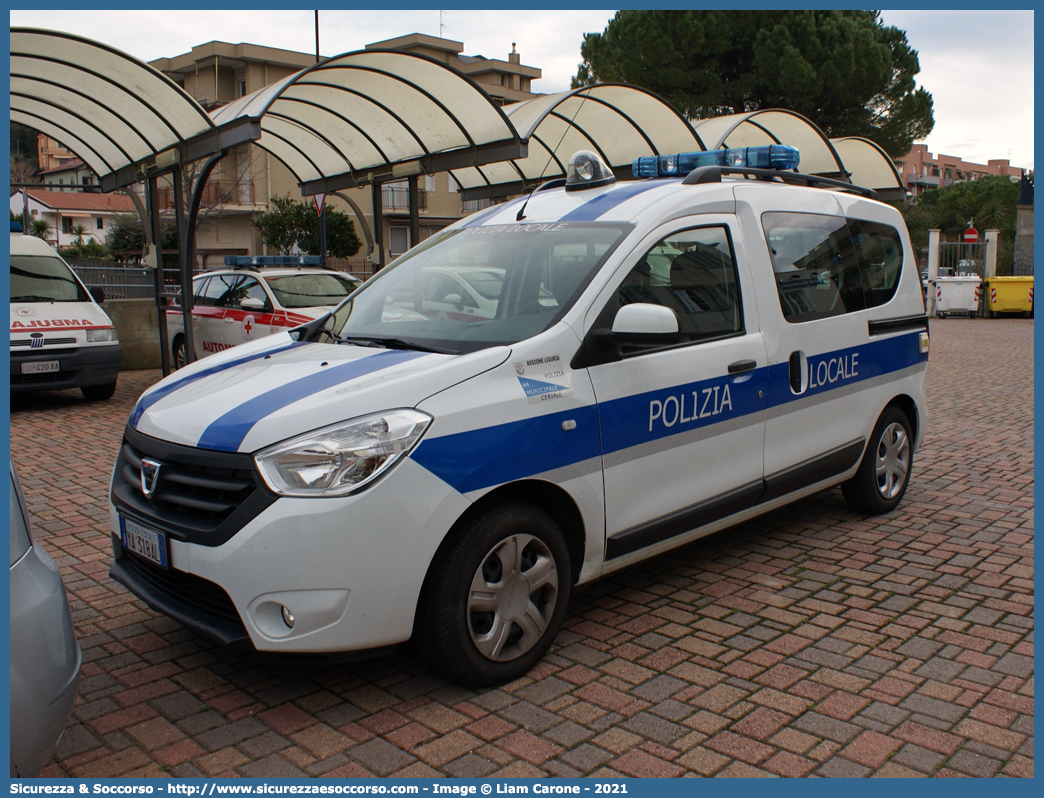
[
  {"xmin": 333, "ymin": 333, "xmax": 458, "ymax": 355},
  {"xmin": 11, "ymin": 295, "xmax": 57, "ymax": 302}
]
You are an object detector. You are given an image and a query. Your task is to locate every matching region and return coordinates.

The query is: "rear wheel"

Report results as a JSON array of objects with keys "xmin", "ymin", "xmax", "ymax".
[
  {"xmin": 842, "ymin": 406, "xmax": 913, "ymax": 515},
  {"xmin": 416, "ymin": 502, "xmax": 571, "ymax": 686},
  {"xmin": 172, "ymin": 335, "xmax": 187, "ymax": 369},
  {"xmin": 81, "ymin": 381, "xmax": 117, "ymax": 401}
]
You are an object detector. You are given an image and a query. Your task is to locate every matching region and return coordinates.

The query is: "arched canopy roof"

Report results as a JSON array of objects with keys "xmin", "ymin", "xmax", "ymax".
[
  {"xmin": 10, "ymin": 27, "xmax": 259, "ymax": 191},
  {"xmin": 693, "ymin": 109, "xmax": 846, "ymax": 178},
  {"xmin": 211, "ymin": 49, "xmax": 524, "ymax": 195},
  {"xmin": 830, "ymin": 137, "xmax": 905, "ymax": 200},
  {"xmin": 450, "ymin": 85, "xmax": 705, "ymax": 201}
]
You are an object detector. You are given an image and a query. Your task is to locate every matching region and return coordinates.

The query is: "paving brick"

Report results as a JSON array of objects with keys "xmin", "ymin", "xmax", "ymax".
[
  {"xmin": 762, "ymin": 750, "xmax": 816, "ymax": 777},
  {"xmin": 348, "ymin": 738, "xmax": 417, "ymax": 776},
  {"xmin": 947, "ymin": 749, "xmax": 1002, "ymax": 778},
  {"xmin": 704, "ymin": 731, "xmax": 775, "ymax": 765},
  {"xmin": 838, "ymin": 730, "xmax": 902, "ymax": 769},
  {"xmin": 612, "ymin": 749, "xmax": 684, "ymax": 778},
  {"xmin": 731, "ymin": 707, "xmax": 790, "ymax": 740}
]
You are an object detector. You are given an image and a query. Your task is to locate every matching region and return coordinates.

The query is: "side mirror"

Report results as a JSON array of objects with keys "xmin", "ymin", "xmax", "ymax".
[
  {"xmin": 240, "ymin": 296, "xmax": 265, "ymax": 311},
  {"xmin": 611, "ymin": 303, "xmax": 679, "ymax": 335},
  {"xmin": 90, "ymin": 286, "xmax": 106, "ymax": 304},
  {"xmin": 608, "ymin": 303, "xmax": 681, "ymax": 346}
]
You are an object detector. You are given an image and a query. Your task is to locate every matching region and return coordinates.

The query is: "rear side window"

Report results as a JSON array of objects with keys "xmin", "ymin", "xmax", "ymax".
[
  {"xmin": 849, "ymin": 219, "xmax": 903, "ymax": 309},
  {"xmin": 612, "ymin": 225, "xmax": 743, "ymax": 345},
  {"xmin": 764, "ymin": 212, "xmax": 866, "ymax": 323},
  {"xmin": 201, "ymin": 274, "xmax": 239, "ymax": 308}
]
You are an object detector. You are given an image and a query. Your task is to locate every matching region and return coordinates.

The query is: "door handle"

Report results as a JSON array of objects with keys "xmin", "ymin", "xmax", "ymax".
[
  {"xmin": 789, "ymin": 351, "xmax": 805, "ymax": 393},
  {"xmin": 728, "ymin": 359, "xmax": 756, "ymax": 374},
  {"xmin": 224, "ymin": 317, "xmax": 236, "ymax": 323}
]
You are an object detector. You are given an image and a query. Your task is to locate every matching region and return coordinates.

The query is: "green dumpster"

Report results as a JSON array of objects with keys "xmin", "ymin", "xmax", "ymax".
[{"xmin": 985, "ymin": 276, "xmax": 1034, "ymax": 318}]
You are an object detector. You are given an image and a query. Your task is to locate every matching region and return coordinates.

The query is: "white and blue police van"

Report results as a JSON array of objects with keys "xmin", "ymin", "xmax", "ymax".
[{"xmin": 109, "ymin": 146, "xmax": 929, "ymax": 685}]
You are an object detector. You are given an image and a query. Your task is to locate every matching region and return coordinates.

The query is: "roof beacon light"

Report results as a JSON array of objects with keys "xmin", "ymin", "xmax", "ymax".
[
  {"xmin": 632, "ymin": 145, "xmax": 800, "ymax": 179},
  {"xmin": 565, "ymin": 150, "xmax": 616, "ymax": 191}
]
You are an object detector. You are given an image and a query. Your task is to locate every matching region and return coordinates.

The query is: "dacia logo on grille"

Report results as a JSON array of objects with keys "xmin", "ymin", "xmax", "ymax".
[{"xmin": 140, "ymin": 458, "xmax": 162, "ymax": 499}]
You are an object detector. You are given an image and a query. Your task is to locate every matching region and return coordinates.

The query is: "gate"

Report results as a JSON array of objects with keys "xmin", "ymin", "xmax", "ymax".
[{"xmin": 939, "ymin": 241, "xmax": 987, "ymax": 277}]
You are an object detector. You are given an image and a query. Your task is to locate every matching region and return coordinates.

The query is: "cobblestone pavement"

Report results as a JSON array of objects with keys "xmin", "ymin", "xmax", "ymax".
[{"xmin": 12, "ymin": 318, "xmax": 1032, "ymax": 779}]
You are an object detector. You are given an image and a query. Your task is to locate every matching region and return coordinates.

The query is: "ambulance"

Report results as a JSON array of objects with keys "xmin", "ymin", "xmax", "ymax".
[
  {"xmin": 11, "ymin": 228, "xmax": 121, "ymax": 400},
  {"xmin": 109, "ymin": 147, "xmax": 929, "ymax": 685}
]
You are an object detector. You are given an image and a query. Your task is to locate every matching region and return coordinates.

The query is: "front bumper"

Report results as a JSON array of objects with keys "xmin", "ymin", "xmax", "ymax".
[
  {"xmin": 108, "ymin": 457, "xmax": 471, "ymax": 653},
  {"xmin": 11, "ymin": 343, "xmax": 121, "ymax": 392}
]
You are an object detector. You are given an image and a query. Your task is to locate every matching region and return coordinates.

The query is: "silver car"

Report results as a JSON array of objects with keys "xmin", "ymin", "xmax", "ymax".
[{"xmin": 9, "ymin": 462, "xmax": 81, "ymax": 777}]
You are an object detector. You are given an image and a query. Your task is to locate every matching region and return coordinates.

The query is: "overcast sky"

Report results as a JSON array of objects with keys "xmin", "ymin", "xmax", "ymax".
[{"xmin": 10, "ymin": 8, "xmax": 1035, "ymax": 171}]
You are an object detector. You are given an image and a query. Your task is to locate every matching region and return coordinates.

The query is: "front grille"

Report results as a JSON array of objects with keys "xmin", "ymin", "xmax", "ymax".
[
  {"xmin": 112, "ymin": 425, "xmax": 277, "ymax": 547},
  {"xmin": 11, "ymin": 338, "xmax": 77, "ymax": 347},
  {"xmin": 118, "ymin": 548, "xmax": 243, "ymax": 626}
]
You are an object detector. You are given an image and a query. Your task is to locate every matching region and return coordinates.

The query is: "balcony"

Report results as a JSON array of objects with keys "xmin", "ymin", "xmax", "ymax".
[
  {"xmin": 382, "ymin": 186, "xmax": 428, "ymax": 212},
  {"xmin": 909, "ymin": 174, "xmax": 940, "ymax": 187},
  {"xmin": 462, "ymin": 198, "xmax": 498, "ymax": 214},
  {"xmin": 157, "ymin": 180, "xmax": 257, "ymax": 211}
]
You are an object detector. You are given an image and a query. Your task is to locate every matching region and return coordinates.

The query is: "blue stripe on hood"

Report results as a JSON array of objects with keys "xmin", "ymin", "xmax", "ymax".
[
  {"xmin": 129, "ymin": 342, "xmax": 304, "ymax": 428},
  {"xmin": 196, "ymin": 349, "xmax": 428, "ymax": 452}
]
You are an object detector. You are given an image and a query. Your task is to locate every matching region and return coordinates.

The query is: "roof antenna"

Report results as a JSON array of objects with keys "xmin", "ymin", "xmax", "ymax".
[
  {"xmin": 516, "ymin": 89, "xmax": 591, "ymax": 221},
  {"xmin": 515, "ymin": 178, "xmax": 567, "ymax": 222}
]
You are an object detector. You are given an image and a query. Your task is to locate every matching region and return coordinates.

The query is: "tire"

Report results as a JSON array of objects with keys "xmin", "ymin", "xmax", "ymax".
[
  {"xmin": 416, "ymin": 502, "xmax": 571, "ymax": 687},
  {"xmin": 172, "ymin": 335, "xmax": 187, "ymax": 370},
  {"xmin": 842, "ymin": 406, "xmax": 913, "ymax": 515},
  {"xmin": 81, "ymin": 381, "xmax": 117, "ymax": 401}
]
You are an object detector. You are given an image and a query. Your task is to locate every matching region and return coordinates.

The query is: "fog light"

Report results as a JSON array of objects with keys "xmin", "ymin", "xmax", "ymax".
[{"xmin": 281, "ymin": 605, "xmax": 295, "ymax": 628}]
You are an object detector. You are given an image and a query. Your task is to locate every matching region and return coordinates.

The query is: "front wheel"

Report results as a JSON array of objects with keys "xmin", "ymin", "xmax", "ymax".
[
  {"xmin": 81, "ymin": 381, "xmax": 117, "ymax": 401},
  {"xmin": 416, "ymin": 502, "xmax": 571, "ymax": 687},
  {"xmin": 842, "ymin": 406, "xmax": 913, "ymax": 515}
]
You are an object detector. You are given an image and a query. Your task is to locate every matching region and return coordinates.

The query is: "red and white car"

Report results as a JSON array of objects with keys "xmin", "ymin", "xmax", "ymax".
[{"xmin": 168, "ymin": 265, "xmax": 360, "ymax": 367}]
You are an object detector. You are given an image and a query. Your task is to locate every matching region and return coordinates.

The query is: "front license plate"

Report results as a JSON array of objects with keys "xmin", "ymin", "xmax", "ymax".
[
  {"xmin": 21, "ymin": 360, "xmax": 59, "ymax": 374},
  {"xmin": 119, "ymin": 516, "xmax": 169, "ymax": 568}
]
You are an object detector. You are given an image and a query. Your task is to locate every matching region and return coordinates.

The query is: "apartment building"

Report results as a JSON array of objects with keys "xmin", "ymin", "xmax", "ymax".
[
  {"xmin": 36, "ymin": 134, "xmax": 81, "ymax": 172},
  {"xmin": 148, "ymin": 35, "xmax": 542, "ymax": 268},
  {"xmin": 37, "ymin": 158, "xmax": 99, "ymax": 192},
  {"xmin": 895, "ymin": 143, "xmax": 1024, "ymax": 198},
  {"xmin": 10, "ymin": 188, "xmax": 135, "ymax": 248}
]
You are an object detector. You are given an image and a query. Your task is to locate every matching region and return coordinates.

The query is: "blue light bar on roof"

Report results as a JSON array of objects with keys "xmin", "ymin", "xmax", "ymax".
[
  {"xmin": 224, "ymin": 255, "xmax": 322, "ymax": 267},
  {"xmin": 632, "ymin": 145, "xmax": 800, "ymax": 179}
]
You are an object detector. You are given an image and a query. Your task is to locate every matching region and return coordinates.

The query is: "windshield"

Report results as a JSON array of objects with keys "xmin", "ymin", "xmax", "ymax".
[
  {"xmin": 320, "ymin": 222, "xmax": 630, "ymax": 354},
  {"xmin": 11, "ymin": 254, "xmax": 89, "ymax": 302},
  {"xmin": 265, "ymin": 272, "xmax": 358, "ymax": 309}
]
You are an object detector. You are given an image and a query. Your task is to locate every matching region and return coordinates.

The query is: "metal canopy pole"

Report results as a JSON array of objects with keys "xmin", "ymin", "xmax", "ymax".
[
  {"xmin": 371, "ymin": 181, "xmax": 385, "ymax": 271},
  {"xmin": 408, "ymin": 175, "xmax": 420, "ymax": 251},
  {"xmin": 332, "ymin": 191, "xmax": 375, "ymax": 260},
  {"xmin": 146, "ymin": 175, "xmax": 171, "ymax": 376},
  {"xmin": 184, "ymin": 151, "xmax": 228, "ymax": 365},
  {"xmin": 171, "ymin": 166, "xmax": 191, "ymax": 368}
]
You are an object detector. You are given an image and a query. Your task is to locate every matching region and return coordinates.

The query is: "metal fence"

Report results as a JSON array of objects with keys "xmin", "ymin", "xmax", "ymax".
[
  {"xmin": 939, "ymin": 242, "xmax": 987, "ymax": 278},
  {"xmin": 67, "ymin": 261, "xmax": 160, "ymax": 300},
  {"xmin": 69, "ymin": 260, "xmax": 372, "ymax": 302}
]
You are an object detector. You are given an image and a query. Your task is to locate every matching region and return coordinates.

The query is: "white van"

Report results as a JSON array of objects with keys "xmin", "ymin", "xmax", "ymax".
[
  {"xmin": 109, "ymin": 148, "xmax": 929, "ymax": 685},
  {"xmin": 10, "ymin": 230, "xmax": 121, "ymax": 400}
]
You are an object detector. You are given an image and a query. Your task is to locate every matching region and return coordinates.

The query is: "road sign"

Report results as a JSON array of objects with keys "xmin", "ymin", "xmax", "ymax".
[
  {"xmin": 312, "ymin": 193, "xmax": 326, "ymax": 215},
  {"xmin": 964, "ymin": 227, "xmax": 979, "ymax": 243}
]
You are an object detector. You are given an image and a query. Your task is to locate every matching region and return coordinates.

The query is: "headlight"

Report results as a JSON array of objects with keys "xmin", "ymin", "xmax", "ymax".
[
  {"xmin": 254, "ymin": 409, "xmax": 432, "ymax": 497},
  {"xmin": 87, "ymin": 326, "xmax": 118, "ymax": 343}
]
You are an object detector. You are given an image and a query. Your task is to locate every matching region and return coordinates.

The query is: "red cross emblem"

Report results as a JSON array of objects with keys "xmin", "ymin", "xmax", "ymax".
[{"xmin": 242, "ymin": 315, "xmax": 255, "ymax": 339}]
